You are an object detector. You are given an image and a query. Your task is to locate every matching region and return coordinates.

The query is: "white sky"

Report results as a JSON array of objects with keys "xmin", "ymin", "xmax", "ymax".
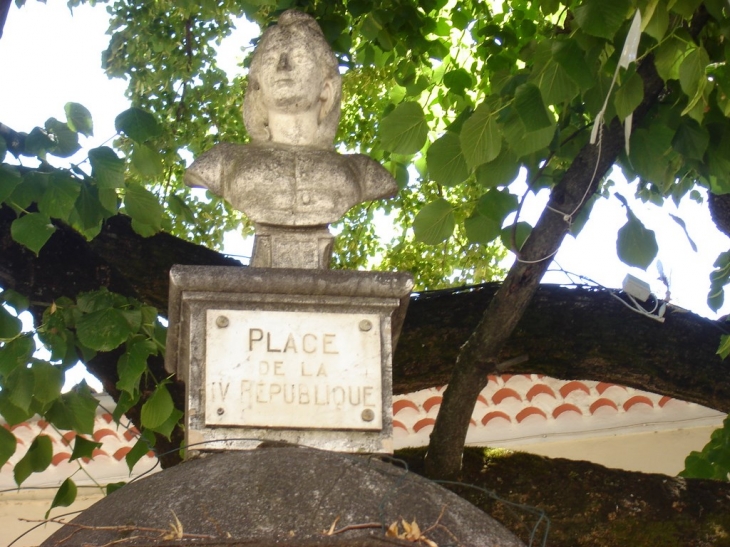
[{"xmin": 1, "ymin": 0, "xmax": 729, "ymax": 333}]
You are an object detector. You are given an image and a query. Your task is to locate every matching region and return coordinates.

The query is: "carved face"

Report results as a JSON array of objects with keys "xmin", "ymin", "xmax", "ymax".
[{"xmin": 256, "ymin": 35, "xmax": 325, "ymax": 115}]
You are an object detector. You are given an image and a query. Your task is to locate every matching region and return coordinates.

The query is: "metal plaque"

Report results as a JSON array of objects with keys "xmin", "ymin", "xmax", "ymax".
[{"xmin": 205, "ymin": 309, "xmax": 382, "ymax": 430}]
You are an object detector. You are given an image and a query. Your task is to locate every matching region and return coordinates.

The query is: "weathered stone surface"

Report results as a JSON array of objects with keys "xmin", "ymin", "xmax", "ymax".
[
  {"xmin": 185, "ymin": 10, "xmax": 397, "ymax": 269},
  {"xmin": 165, "ymin": 266, "xmax": 413, "ymax": 453},
  {"xmin": 41, "ymin": 446, "xmax": 525, "ymax": 546}
]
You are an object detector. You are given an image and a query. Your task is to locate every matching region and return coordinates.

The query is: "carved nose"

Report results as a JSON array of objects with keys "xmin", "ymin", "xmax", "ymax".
[{"xmin": 277, "ymin": 53, "xmax": 290, "ymax": 71}]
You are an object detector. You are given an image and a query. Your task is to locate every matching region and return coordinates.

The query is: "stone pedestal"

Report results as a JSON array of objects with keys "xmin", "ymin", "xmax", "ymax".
[{"xmin": 165, "ymin": 265, "xmax": 412, "ymax": 453}]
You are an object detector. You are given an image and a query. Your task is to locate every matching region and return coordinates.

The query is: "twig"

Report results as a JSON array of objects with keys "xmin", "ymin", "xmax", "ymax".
[
  {"xmin": 327, "ymin": 522, "xmax": 383, "ymax": 536},
  {"xmin": 19, "ymin": 517, "xmax": 217, "ymax": 539}
]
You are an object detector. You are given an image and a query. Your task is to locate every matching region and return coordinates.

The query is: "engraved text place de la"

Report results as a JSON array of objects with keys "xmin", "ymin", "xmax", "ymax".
[{"xmin": 204, "ymin": 310, "xmax": 383, "ymax": 430}]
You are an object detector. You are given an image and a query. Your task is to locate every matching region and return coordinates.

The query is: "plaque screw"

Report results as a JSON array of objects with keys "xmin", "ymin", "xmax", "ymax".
[
  {"xmin": 361, "ymin": 409, "xmax": 375, "ymax": 422},
  {"xmin": 216, "ymin": 315, "xmax": 229, "ymax": 328},
  {"xmin": 359, "ymin": 320, "xmax": 372, "ymax": 332},
  {"xmin": 217, "ymin": 408, "xmax": 225, "ymax": 416}
]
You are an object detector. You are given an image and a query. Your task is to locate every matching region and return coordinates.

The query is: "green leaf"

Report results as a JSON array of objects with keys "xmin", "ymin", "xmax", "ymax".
[
  {"xmin": 131, "ymin": 143, "xmax": 164, "ymax": 178},
  {"xmin": 477, "ymin": 189, "xmax": 519, "ymax": 223},
  {"xmin": 0, "ymin": 426, "xmax": 17, "ymax": 469},
  {"xmin": 533, "ymin": 60, "xmax": 580, "ymax": 105},
  {"xmin": 503, "ymin": 112, "xmax": 555, "ymax": 158},
  {"xmin": 141, "ymin": 384, "xmax": 174, "ymax": 429},
  {"xmin": 77, "ymin": 289, "xmax": 115, "ymax": 313},
  {"xmin": 70, "ymin": 436, "xmax": 103, "ymax": 462},
  {"xmin": 644, "ymin": 1, "xmax": 669, "ymax": 41},
  {"xmin": 11, "ymin": 213, "xmax": 56, "ymax": 255},
  {"xmin": 573, "ymin": 0, "xmax": 630, "ymax": 39},
  {"xmin": 0, "ymin": 289, "xmax": 29, "ymax": 313},
  {"xmin": 459, "ymin": 102, "xmax": 502, "ymax": 169},
  {"xmin": 38, "ymin": 173, "xmax": 81, "ymax": 221},
  {"xmin": 89, "ymin": 147, "xmax": 125, "ymax": 189},
  {"xmin": 0, "ymin": 335, "xmax": 35, "ymax": 376},
  {"xmin": 46, "ymin": 388, "xmax": 99, "ymax": 435},
  {"xmin": 25, "ymin": 127, "xmax": 55, "ymax": 158},
  {"xmin": 7, "ymin": 367, "xmax": 34, "ymax": 412},
  {"xmin": 514, "ymin": 83, "xmax": 553, "ymax": 131},
  {"xmin": 616, "ymin": 210, "xmax": 658, "ymax": 270},
  {"xmin": 379, "ymin": 102, "xmax": 428, "ymax": 155},
  {"xmin": 654, "ymin": 37, "xmax": 687, "ymax": 82},
  {"xmin": 125, "ymin": 429, "xmax": 155, "ymax": 472},
  {"xmin": 0, "ymin": 392, "xmax": 33, "ymax": 426},
  {"xmin": 614, "ymin": 72, "xmax": 644, "ymax": 122},
  {"xmin": 76, "ymin": 308, "xmax": 133, "ymax": 352},
  {"xmin": 107, "ymin": 481, "xmax": 126, "ymax": 495},
  {"xmin": 148, "ymin": 407, "xmax": 183, "ymax": 439},
  {"xmin": 681, "ymin": 451, "xmax": 716, "ymax": 479},
  {"xmin": 427, "ymin": 132, "xmax": 468, "ymax": 187},
  {"xmin": 679, "ymin": 47, "xmax": 709, "ymax": 99},
  {"xmin": 45, "ymin": 118, "xmax": 81, "ymax": 158},
  {"xmin": 0, "ymin": 306, "xmax": 22, "ymax": 341},
  {"xmin": 72, "ymin": 184, "xmax": 105, "ymax": 231},
  {"xmin": 115, "ymin": 107, "xmax": 161, "ymax": 143},
  {"xmin": 670, "ymin": 0, "xmax": 703, "ymax": 18},
  {"xmin": 65, "ymin": 102, "xmax": 93, "ymax": 137},
  {"xmin": 717, "ymin": 334, "xmax": 730, "ymax": 360},
  {"xmin": 124, "ymin": 183, "xmax": 163, "ymax": 230},
  {"xmin": 113, "ymin": 390, "xmax": 140, "ymax": 424},
  {"xmin": 464, "ymin": 214, "xmax": 501, "ymax": 244},
  {"xmin": 629, "ymin": 126, "xmax": 674, "ymax": 183},
  {"xmin": 672, "ymin": 118, "xmax": 709, "ymax": 160},
  {"xmin": 476, "ymin": 148, "xmax": 520, "ymax": 188},
  {"xmin": 552, "ymin": 39, "xmax": 594, "ymax": 90},
  {"xmin": 47, "ymin": 478, "xmax": 77, "ymax": 518},
  {"xmin": 0, "ymin": 130, "xmax": 6, "ymax": 161},
  {"xmin": 443, "ymin": 68, "xmax": 472, "ymax": 95},
  {"xmin": 0, "ymin": 165, "xmax": 22, "ymax": 203},
  {"xmin": 412, "ymin": 198, "xmax": 456, "ymax": 245},
  {"xmin": 500, "ymin": 222, "xmax": 532, "ymax": 252},
  {"xmin": 117, "ymin": 335, "xmax": 156, "ymax": 395},
  {"xmin": 14, "ymin": 435, "xmax": 52, "ymax": 486},
  {"xmin": 32, "ymin": 362, "xmax": 64, "ymax": 404}
]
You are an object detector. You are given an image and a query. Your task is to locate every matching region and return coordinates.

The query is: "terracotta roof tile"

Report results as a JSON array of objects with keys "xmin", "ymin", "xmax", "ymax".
[
  {"xmin": 93, "ymin": 428, "xmax": 119, "ymax": 442},
  {"xmin": 526, "ymin": 384, "xmax": 556, "ymax": 401},
  {"xmin": 589, "ymin": 398, "xmax": 619, "ymax": 414},
  {"xmin": 623, "ymin": 395, "xmax": 654, "ymax": 411},
  {"xmin": 553, "ymin": 404, "xmax": 583, "ymax": 419},
  {"xmin": 492, "ymin": 387, "xmax": 522, "ymax": 405},
  {"xmin": 559, "ymin": 381, "xmax": 591, "ymax": 399},
  {"xmin": 481, "ymin": 411, "xmax": 511, "ymax": 426},
  {"xmin": 51, "ymin": 453, "xmax": 71, "ymax": 466},
  {"xmin": 422, "ymin": 396, "xmax": 442, "ymax": 413},
  {"xmin": 516, "ymin": 407, "xmax": 547, "ymax": 423},
  {"xmin": 413, "ymin": 418, "xmax": 436, "ymax": 433}
]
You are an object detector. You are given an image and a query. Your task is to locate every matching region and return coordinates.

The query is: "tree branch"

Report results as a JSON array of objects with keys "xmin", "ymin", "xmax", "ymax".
[{"xmin": 423, "ymin": 9, "xmax": 712, "ymax": 478}]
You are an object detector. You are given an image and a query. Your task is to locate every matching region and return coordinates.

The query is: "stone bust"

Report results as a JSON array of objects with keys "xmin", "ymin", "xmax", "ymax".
[{"xmin": 185, "ymin": 10, "xmax": 397, "ymax": 268}]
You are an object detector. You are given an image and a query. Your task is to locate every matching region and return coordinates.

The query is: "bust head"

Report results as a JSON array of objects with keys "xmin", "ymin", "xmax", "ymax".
[{"xmin": 244, "ymin": 10, "xmax": 342, "ymax": 149}]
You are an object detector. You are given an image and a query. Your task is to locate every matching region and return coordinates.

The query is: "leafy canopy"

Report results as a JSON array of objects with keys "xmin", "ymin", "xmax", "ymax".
[{"xmin": 4, "ymin": 0, "xmax": 730, "ymax": 504}]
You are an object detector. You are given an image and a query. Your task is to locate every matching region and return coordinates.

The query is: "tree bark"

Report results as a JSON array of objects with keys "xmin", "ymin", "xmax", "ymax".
[{"xmin": 422, "ymin": 9, "xmax": 711, "ymax": 479}]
